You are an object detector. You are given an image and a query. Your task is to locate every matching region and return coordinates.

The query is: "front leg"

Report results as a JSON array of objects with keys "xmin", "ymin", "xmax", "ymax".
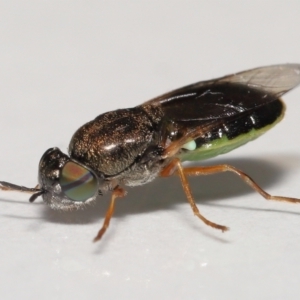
[{"xmin": 93, "ymin": 186, "xmax": 126, "ymax": 242}]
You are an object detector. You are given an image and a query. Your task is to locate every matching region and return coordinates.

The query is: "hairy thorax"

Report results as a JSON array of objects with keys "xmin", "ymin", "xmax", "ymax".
[{"xmin": 68, "ymin": 105, "xmax": 167, "ymax": 190}]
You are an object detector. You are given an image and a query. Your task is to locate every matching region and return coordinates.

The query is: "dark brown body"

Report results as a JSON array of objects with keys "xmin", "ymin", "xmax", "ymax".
[
  {"xmin": 69, "ymin": 82, "xmax": 284, "ymax": 193},
  {"xmin": 69, "ymin": 106, "xmax": 168, "ymax": 191},
  {"xmin": 1, "ymin": 64, "xmax": 299, "ymax": 242}
]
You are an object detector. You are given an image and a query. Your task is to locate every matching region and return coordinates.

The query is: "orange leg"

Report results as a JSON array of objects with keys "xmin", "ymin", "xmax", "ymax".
[
  {"xmin": 160, "ymin": 159, "xmax": 300, "ymax": 232},
  {"xmin": 93, "ymin": 186, "xmax": 126, "ymax": 242},
  {"xmin": 182, "ymin": 164, "xmax": 300, "ymax": 203},
  {"xmin": 161, "ymin": 159, "xmax": 229, "ymax": 232}
]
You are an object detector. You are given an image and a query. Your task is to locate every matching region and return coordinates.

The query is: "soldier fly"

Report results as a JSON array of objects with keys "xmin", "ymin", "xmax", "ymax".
[{"xmin": 1, "ymin": 64, "xmax": 300, "ymax": 242}]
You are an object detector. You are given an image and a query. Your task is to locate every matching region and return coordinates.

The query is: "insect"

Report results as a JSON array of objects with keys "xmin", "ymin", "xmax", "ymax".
[{"xmin": 1, "ymin": 64, "xmax": 300, "ymax": 242}]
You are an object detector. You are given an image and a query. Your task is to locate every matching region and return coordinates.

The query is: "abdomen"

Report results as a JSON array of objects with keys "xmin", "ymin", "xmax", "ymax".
[{"xmin": 178, "ymin": 99, "xmax": 284, "ymax": 162}]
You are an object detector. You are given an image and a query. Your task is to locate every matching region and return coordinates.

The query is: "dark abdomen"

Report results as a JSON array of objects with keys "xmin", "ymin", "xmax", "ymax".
[{"xmin": 178, "ymin": 99, "xmax": 284, "ymax": 162}]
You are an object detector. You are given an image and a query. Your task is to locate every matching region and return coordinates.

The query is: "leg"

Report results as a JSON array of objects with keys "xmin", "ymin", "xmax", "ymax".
[
  {"xmin": 160, "ymin": 159, "xmax": 229, "ymax": 232},
  {"xmin": 182, "ymin": 164, "xmax": 300, "ymax": 203},
  {"xmin": 161, "ymin": 159, "xmax": 300, "ymax": 233},
  {"xmin": 93, "ymin": 186, "xmax": 126, "ymax": 242}
]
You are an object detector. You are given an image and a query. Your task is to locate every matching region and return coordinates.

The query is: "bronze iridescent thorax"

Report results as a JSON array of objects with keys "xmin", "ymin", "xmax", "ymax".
[{"xmin": 69, "ymin": 106, "xmax": 167, "ymax": 187}]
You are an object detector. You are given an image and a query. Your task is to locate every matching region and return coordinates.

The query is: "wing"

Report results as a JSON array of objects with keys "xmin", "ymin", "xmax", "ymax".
[
  {"xmin": 140, "ymin": 64, "xmax": 300, "ymax": 159},
  {"xmin": 144, "ymin": 64, "xmax": 300, "ymax": 122}
]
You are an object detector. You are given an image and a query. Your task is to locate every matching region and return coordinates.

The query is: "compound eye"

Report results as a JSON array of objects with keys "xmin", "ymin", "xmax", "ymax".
[{"xmin": 59, "ymin": 161, "xmax": 98, "ymax": 202}]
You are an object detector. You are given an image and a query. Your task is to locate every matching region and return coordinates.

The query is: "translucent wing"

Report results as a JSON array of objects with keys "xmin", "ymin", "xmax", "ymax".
[
  {"xmin": 217, "ymin": 64, "xmax": 300, "ymax": 97},
  {"xmin": 142, "ymin": 64, "xmax": 300, "ymax": 160},
  {"xmin": 143, "ymin": 64, "xmax": 300, "ymax": 122}
]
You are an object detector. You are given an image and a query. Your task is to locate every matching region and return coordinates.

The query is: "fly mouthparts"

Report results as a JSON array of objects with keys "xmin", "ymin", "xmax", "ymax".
[
  {"xmin": 29, "ymin": 190, "xmax": 45, "ymax": 203},
  {"xmin": 0, "ymin": 181, "xmax": 43, "ymax": 202}
]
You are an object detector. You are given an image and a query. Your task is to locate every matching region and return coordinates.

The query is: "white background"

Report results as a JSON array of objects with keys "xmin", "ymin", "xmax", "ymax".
[{"xmin": 0, "ymin": 1, "xmax": 300, "ymax": 299}]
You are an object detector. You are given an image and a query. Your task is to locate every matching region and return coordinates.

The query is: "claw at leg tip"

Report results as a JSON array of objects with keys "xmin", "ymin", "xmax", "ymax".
[
  {"xmin": 93, "ymin": 237, "xmax": 100, "ymax": 243},
  {"xmin": 222, "ymin": 226, "xmax": 230, "ymax": 232}
]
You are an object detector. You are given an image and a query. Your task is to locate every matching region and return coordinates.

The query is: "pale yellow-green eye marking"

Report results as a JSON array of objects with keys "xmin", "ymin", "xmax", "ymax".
[{"xmin": 60, "ymin": 161, "xmax": 98, "ymax": 201}]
